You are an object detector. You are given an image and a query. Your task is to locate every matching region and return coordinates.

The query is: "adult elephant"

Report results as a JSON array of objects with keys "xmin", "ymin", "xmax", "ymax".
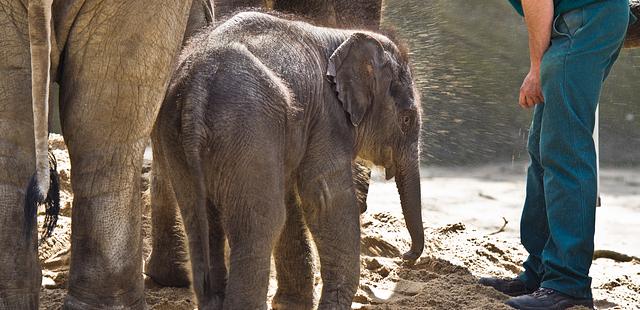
[
  {"xmin": 214, "ymin": 0, "xmax": 383, "ymax": 30},
  {"xmin": 625, "ymin": 0, "xmax": 640, "ymax": 47},
  {"xmin": 0, "ymin": 0, "xmax": 212, "ymax": 309}
]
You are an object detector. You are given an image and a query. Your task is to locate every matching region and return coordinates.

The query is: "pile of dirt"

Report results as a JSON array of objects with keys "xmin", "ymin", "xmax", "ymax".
[
  {"xmin": 37, "ymin": 136, "xmax": 640, "ymax": 309},
  {"xmin": 354, "ymin": 217, "xmax": 513, "ymax": 309}
]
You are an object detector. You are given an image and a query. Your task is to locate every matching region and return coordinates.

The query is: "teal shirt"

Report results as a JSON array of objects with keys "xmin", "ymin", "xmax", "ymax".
[{"xmin": 508, "ymin": 0, "xmax": 602, "ymax": 16}]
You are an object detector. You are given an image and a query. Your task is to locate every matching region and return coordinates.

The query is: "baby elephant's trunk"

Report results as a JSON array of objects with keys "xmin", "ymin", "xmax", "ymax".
[{"xmin": 394, "ymin": 149, "xmax": 424, "ymax": 261}]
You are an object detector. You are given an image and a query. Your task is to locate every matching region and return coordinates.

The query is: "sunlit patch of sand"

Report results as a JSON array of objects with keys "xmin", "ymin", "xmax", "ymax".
[{"xmin": 38, "ymin": 136, "xmax": 640, "ymax": 309}]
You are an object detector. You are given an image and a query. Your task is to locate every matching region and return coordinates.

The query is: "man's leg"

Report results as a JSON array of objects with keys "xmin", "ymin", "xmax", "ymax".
[
  {"xmin": 479, "ymin": 83, "xmax": 547, "ymax": 297},
  {"xmin": 516, "ymin": 103, "xmax": 548, "ymax": 291},
  {"xmin": 537, "ymin": 1, "xmax": 629, "ymax": 299}
]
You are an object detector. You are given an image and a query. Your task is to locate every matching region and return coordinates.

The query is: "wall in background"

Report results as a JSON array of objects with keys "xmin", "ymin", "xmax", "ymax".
[{"xmin": 383, "ymin": 0, "xmax": 640, "ymax": 166}]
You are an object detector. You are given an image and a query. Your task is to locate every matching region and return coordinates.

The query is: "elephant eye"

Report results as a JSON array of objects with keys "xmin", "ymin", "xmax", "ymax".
[{"xmin": 399, "ymin": 114, "xmax": 412, "ymax": 134}]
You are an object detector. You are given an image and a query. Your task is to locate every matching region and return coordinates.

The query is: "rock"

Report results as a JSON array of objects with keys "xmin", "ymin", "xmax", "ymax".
[
  {"xmin": 365, "ymin": 257, "xmax": 383, "ymax": 270},
  {"xmin": 41, "ymin": 276, "xmax": 57, "ymax": 289}
]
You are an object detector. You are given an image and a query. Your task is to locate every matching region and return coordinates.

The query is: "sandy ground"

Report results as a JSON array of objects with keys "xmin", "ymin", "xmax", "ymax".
[{"xmin": 38, "ymin": 135, "xmax": 640, "ymax": 309}]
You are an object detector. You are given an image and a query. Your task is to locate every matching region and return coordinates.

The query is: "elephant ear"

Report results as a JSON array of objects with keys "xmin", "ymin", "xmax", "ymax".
[{"xmin": 327, "ymin": 33, "xmax": 387, "ymax": 127}]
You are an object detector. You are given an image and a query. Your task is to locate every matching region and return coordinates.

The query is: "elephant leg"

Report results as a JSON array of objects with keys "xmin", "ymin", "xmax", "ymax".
[
  {"xmin": 223, "ymin": 173, "xmax": 285, "ymax": 309},
  {"xmin": 147, "ymin": 0, "xmax": 214, "ymax": 287},
  {"xmin": 145, "ymin": 147, "xmax": 191, "ymax": 287},
  {"xmin": 162, "ymin": 152, "xmax": 215, "ymax": 309},
  {"xmin": 205, "ymin": 201, "xmax": 228, "ymax": 309},
  {"xmin": 61, "ymin": 140, "xmax": 148, "ymax": 309},
  {"xmin": 353, "ymin": 159, "xmax": 371, "ymax": 213},
  {"xmin": 0, "ymin": 3, "xmax": 41, "ymax": 308},
  {"xmin": 299, "ymin": 161, "xmax": 360, "ymax": 310},
  {"xmin": 57, "ymin": 1, "xmax": 192, "ymax": 308},
  {"xmin": 272, "ymin": 189, "xmax": 315, "ymax": 310},
  {"xmin": 224, "ymin": 208, "xmax": 284, "ymax": 309}
]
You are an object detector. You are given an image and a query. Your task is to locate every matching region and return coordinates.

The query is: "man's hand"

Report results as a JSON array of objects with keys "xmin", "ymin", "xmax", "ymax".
[
  {"xmin": 519, "ymin": 69, "xmax": 544, "ymax": 108},
  {"xmin": 520, "ymin": 0, "xmax": 553, "ymax": 109}
]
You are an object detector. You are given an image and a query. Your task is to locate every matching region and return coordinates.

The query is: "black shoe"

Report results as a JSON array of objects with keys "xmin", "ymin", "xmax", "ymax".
[
  {"xmin": 505, "ymin": 288, "xmax": 594, "ymax": 310},
  {"xmin": 478, "ymin": 277, "xmax": 536, "ymax": 297}
]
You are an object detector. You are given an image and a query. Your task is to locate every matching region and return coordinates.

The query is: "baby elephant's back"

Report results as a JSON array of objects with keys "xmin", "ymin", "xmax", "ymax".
[
  {"xmin": 211, "ymin": 12, "xmax": 333, "ymax": 101},
  {"xmin": 199, "ymin": 42, "xmax": 294, "ymax": 139},
  {"xmin": 158, "ymin": 40, "xmax": 294, "ymax": 177}
]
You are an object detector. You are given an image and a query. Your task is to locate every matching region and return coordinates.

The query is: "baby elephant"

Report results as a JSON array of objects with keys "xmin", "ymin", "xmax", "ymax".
[{"xmin": 152, "ymin": 12, "xmax": 424, "ymax": 309}]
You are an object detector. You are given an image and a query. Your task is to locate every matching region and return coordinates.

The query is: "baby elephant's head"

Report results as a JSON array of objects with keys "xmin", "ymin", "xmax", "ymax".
[{"xmin": 327, "ymin": 32, "xmax": 423, "ymax": 261}]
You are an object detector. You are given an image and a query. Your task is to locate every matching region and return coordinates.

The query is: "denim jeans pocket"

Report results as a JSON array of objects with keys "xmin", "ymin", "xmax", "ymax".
[{"xmin": 553, "ymin": 8, "xmax": 585, "ymax": 38}]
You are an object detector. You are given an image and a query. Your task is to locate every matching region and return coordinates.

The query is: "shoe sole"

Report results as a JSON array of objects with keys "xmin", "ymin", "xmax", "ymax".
[{"xmin": 505, "ymin": 299, "xmax": 594, "ymax": 310}]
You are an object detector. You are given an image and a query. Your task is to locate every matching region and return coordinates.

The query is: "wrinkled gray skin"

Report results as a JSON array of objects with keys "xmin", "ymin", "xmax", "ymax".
[
  {"xmin": 353, "ymin": 159, "xmax": 372, "ymax": 213},
  {"xmin": 214, "ymin": 0, "xmax": 383, "ymax": 30},
  {"xmin": 625, "ymin": 0, "xmax": 640, "ymax": 48},
  {"xmin": 146, "ymin": 0, "xmax": 384, "ymax": 291},
  {"xmin": 152, "ymin": 12, "xmax": 424, "ymax": 309},
  {"xmin": 0, "ymin": 0, "xmax": 213, "ymax": 309}
]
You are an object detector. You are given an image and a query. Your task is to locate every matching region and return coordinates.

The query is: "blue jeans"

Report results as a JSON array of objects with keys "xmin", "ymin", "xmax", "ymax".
[{"xmin": 516, "ymin": 0, "xmax": 630, "ymax": 299}]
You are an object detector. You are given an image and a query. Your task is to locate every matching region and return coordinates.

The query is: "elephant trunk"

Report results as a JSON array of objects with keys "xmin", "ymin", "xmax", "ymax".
[
  {"xmin": 394, "ymin": 147, "xmax": 424, "ymax": 261},
  {"xmin": 25, "ymin": 0, "xmax": 60, "ymax": 240}
]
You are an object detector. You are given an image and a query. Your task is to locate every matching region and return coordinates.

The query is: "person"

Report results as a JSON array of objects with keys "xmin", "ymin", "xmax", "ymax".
[{"xmin": 478, "ymin": 0, "xmax": 635, "ymax": 309}]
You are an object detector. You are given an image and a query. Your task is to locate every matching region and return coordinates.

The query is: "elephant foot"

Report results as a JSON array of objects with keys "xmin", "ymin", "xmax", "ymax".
[
  {"xmin": 0, "ymin": 292, "xmax": 39, "ymax": 310},
  {"xmin": 63, "ymin": 292, "xmax": 146, "ymax": 310},
  {"xmin": 317, "ymin": 302, "xmax": 352, "ymax": 310},
  {"xmin": 200, "ymin": 294, "xmax": 224, "ymax": 310},
  {"xmin": 272, "ymin": 293, "xmax": 314, "ymax": 310},
  {"xmin": 317, "ymin": 291, "xmax": 355, "ymax": 310},
  {"xmin": 144, "ymin": 253, "xmax": 191, "ymax": 287}
]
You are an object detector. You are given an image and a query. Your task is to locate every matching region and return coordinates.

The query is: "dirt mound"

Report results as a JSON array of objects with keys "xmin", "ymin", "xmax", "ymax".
[
  {"xmin": 354, "ymin": 216, "xmax": 513, "ymax": 309},
  {"xmin": 37, "ymin": 137, "xmax": 640, "ymax": 309}
]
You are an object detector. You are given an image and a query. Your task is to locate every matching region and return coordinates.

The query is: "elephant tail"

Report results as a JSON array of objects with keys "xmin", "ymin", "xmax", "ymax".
[
  {"xmin": 24, "ymin": 0, "xmax": 60, "ymax": 241},
  {"xmin": 25, "ymin": 153, "xmax": 61, "ymax": 241},
  {"xmin": 187, "ymin": 157, "xmax": 212, "ymax": 298},
  {"xmin": 180, "ymin": 92, "xmax": 212, "ymax": 296}
]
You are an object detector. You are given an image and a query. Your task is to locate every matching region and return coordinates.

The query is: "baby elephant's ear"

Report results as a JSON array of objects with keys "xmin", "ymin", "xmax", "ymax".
[{"xmin": 327, "ymin": 33, "xmax": 386, "ymax": 127}]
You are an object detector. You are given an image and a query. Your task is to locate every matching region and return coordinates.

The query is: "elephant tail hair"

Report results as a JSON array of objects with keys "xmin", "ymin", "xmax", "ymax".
[{"xmin": 25, "ymin": 152, "xmax": 61, "ymax": 241}]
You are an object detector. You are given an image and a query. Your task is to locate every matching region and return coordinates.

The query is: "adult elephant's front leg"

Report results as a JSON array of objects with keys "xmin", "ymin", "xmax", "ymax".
[
  {"xmin": 58, "ymin": 1, "xmax": 192, "ymax": 308},
  {"xmin": 299, "ymin": 159, "xmax": 360, "ymax": 310}
]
